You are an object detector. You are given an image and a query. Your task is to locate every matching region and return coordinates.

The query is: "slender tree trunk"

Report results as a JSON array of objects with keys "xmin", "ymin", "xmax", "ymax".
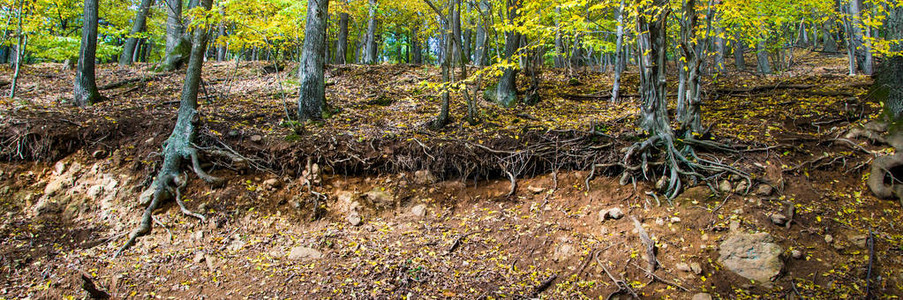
[
  {"xmin": 74, "ymin": 0, "xmax": 102, "ymax": 106},
  {"xmin": 755, "ymin": 39, "xmax": 771, "ymax": 74},
  {"xmin": 449, "ymin": 0, "xmax": 462, "ymax": 66},
  {"xmin": 159, "ymin": 0, "xmax": 188, "ymax": 70},
  {"xmin": 732, "ymin": 38, "xmax": 745, "ymax": 70},
  {"xmin": 473, "ymin": 0, "xmax": 489, "ymax": 66},
  {"xmin": 119, "ymin": 0, "xmax": 154, "ymax": 65},
  {"xmin": 364, "ymin": 0, "xmax": 378, "ymax": 64},
  {"xmin": 714, "ymin": 26, "xmax": 725, "ymax": 73},
  {"xmin": 848, "ymin": 0, "xmax": 873, "ymax": 75},
  {"xmin": 335, "ymin": 12, "xmax": 349, "ymax": 64},
  {"xmin": 8, "ymin": 0, "xmax": 26, "ymax": 98},
  {"xmin": 412, "ymin": 25, "xmax": 422, "ymax": 64},
  {"xmin": 495, "ymin": 0, "xmax": 521, "ymax": 107},
  {"xmin": 676, "ymin": 0, "xmax": 696, "ymax": 121},
  {"xmin": 610, "ymin": 0, "xmax": 625, "ymax": 102},
  {"xmin": 297, "ymin": 0, "xmax": 330, "ymax": 121},
  {"xmin": 823, "ymin": 23, "xmax": 838, "ymax": 52},
  {"xmin": 216, "ymin": 8, "xmax": 227, "ymax": 61},
  {"xmin": 636, "ymin": 0, "xmax": 670, "ymax": 136}
]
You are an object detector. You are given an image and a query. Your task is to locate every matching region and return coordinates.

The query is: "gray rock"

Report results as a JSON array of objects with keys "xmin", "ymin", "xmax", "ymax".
[
  {"xmin": 347, "ymin": 212, "xmax": 362, "ymax": 226},
  {"xmin": 848, "ymin": 234, "xmax": 868, "ymax": 248},
  {"xmin": 825, "ymin": 234, "xmax": 834, "ymax": 244},
  {"xmin": 263, "ymin": 178, "xmax": 280, "ymax": 189},
  {"xmin": 734, "ymin": 180, "xmax": 749, "ymax": 193},
  {"xmin": 791, "ymin": 249, "xmax": 803, "ymax": 259},
  {"xmin": 366, "ymin": 188, "xmax": 395, "ymax": 208},
  {"xmin": 599, "ymin": 207, "xmax": 623, "ymax": 221},
  {"xmin": 250, "ymin": 135, "xmax": 263, "ymax": 142},
  {"xmin": 692, "ymin": 293, "xmax": 713, "ymax": 300},
  {"xmin": 526, "ymin": 185, "xmax": 545, "ymax": 194},
  {"xmin": 770, "ymin": 212, "xmax": 788, "ymax": 226},
  {"xmin": 288, "ymin": 246, "xmax": 322, "ymax": 260},
  {"xmin": 718, "ymin": 232, "xmax": 783, "ymax": 284},
  {"xmin": 193, "ymin": 252, "xmax": 206, "ymax": 263},
  {"xmin": 675, "ymin": 262, "xmax": 691, "ymax": 272},
  {"xmin": 756, "ymin": 184, "xmax": 773, "ymax": 196},
  {"xmin": 718, "ymin": 180, "xmax": 732, "ymax": 193},
  {"xmin": 689, "ymin": 262, "xmax": 702, "ymax": 274},
  {"xmin": 411, "ymin": 204, "xmax": 427, "ymax": 217}
]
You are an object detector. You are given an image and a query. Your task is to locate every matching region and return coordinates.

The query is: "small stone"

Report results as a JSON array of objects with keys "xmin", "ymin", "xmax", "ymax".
[
  {"xmin": 718, "ymin": 180, "xmax": 732, "ymax": 193},
  {"xmin": 675, "ymin": 262, "xmax": 691, "ymax": 272},
  {"xmin": 347, "ymin": 212, "xmax": 362, "ymax": 226},
  {"xmin": 848, "ymin": 234, "xmax": 868, "ymax": 248},
  {"xmin": 411, "ymin": 204, "xmax": 427, "ymax": 217},
  {"xmin": 692, "ymin": 293, "xmax": 713, "ymax": 300},
  {"xmin": 250, "ymin": 135, "xmax": 263, "ymax": 142},
  {"xmin": 825, "ymin": 234, "xmax": 834, "ymax": 243},
  {"xmin": 191, "ymin": 230, "xmax": 204, "ymax": 242},
  {"xmin": 599, "ymin": 207, "xmax": 623, "ymax": 221},
  {"xmin": 791, "ymin": 249, "xmax": 803, "ymax": 259},
  {"xmin": 770, "ymin": 212, "xmax": 788, "ymax": 226},
  {"xmin": 671, "ymin": 217, "xmax": 681, "ymax": 223},
  {"xmin": 734, "ymin": 180, "xmax": 749, "ymax": 193},
  {"xmin": 92, "ymin": 150, "xmax": 107, "ymax": 159},
  {"xmin": 144, "ymin": 137, "xmax": 155, "ymax": 145},
  {"xmin": 526, "ymin": 186, "xmax": 545, "ymax": 194},
  {"xmin": 655, "ymin": 218, "xmax": 665, "ymax": 226},
  {"xmin": 287, "ymin": 246, "xmax": 322, "ymax": 260},
  {"xmin": 193, "ymin": 252, "xmax": 206, "ymax": 263},
  {"xmin": 228, "ymin": 130, "xmax": 240, "ymax": 137},
  {"xmin": 413, "ymin": 170, "xmax": 437, "ymax": 185},
  {"xmin": 689, "ymin": 262, "xmax": 702, "ymax": 274},
  {"xmin": 263, "ymin": 178, "xmax": 280, "ymax": 189},
  {"xmin": 756, "ymin": 184, "xmax": 773, "ymax": 196},
  {"xmin": 729, "ymin": 220, "xmax": 740, "ymax": 231},
  {"xmin": 53, "ymin": 161, "xmax": 67, "ymax": 175},
  {"xmin": 718, "ymin": 232, "xmax": 783, "ymax": 284}
]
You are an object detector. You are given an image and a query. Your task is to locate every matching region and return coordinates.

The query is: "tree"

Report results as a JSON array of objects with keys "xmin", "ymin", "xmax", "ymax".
[
  {"xmin": 335, "ymin": 11, "xmax": 349, "ymax": 64},
  {"xmin": 494, "ymin": 0, "xmax": 521, "ymax": 107},
  {"xmin": 117, "ymin": 0, "xmax": 217, "ymax": 257},
  {"xmin": 875, "ymin": 5, "xmax": 902, "ymax": 125},
  {"xmin": 73, "ymin": 0, "xmax": 102, "ymax": 106},
  {"xmin": 159, "ymin": 0, "xmax": 189, "ymax": 71},
  {"xmin": 610, "ymin": 0, "xmax": 626, "ymax": 102},
  {"xmin": 297, "ymin": 0, "xmax": 330, "ymax": 121},
  {"xmin": 118, "ymin": 0, "xmax": 154, "ymax": 66},
  {"xmin": 364, "ymin": 0, "xmax": 378, "ymax": 64}
]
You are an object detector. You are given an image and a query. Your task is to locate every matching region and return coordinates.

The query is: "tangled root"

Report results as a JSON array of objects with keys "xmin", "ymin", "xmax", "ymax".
[{"xmin": 623, "ymin": 133, "xmax": 750, "ymax": 201}]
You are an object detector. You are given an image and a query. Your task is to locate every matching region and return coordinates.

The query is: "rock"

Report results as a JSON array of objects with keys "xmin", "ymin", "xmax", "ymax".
[
  {"xmin": 671, "ymin": 217, "xmax": 681, "ymax": 223},
  {"xmin": 729, "ymin": 220, "xmax": 740, "ymax": 231},
  {"xmin": 599, "ymin": 207, "xmax": 624, "ymax": 222},
  {"xmin": 674, "ymin": 186, "xmax": 713, "ymax": 206},
  {"xmin": 228, "ymin": 130, "xmax": 240, "ymax": 137},
  {"xmin": 848, "ymin": 234, "xmax": 868, "ymax": 248},
  {"xmin": 193, "ymin": 252, "xmax": 206, "ymax": 263},
  {"xmin": 654, "ymin": 218, "xmax": 665, "ymax": 226},
  {"xmin": 655, "ymin": 176, "xmax": 670, "ymax": 191},
  {"xmin": 347, "ymin": 212, "xmax": 362, "ymax": 226},
  {"xmin": 718, "ymin": 232, "xmax": 783, "ymax": 284},
  {"xmin": 413, "ymin": 170, "xmax": 437, "ymax": 185},
  {"xmin": 770, "ymin": 212, "xmax": 788, "ymax": 226},
  {"xmin": 287, "ymin": 246, "xmax": 323, "ymax": 261},
  {"xmin": 250, "ymin": 135, "xmax": 263, "ymax": 143},
  {"xmin": 756, "ymin": 184, "xmax": 773, "ymax": 196},
  {"xmin": 263, "ymin": 178, "xmax": 280, "ymax": 189},
  {"xmin": 791, "ymin": 249, "xmax": 803, "ymax": 259},
  {"xmin": 366, "ymin": 188, "xmax": 395, "ymax": 208},
  {"xmin": 411, "ymin": 204, "xmax": 427, "ymax": 217},
  {"xmin": 191, "ymin": 230, "xmax": 204, "ymax": 242},
  {"xmin": 87, "ymin": 185, "xmax": 104, "ymax": 198},
  {"xmin": 33, "ymin": 198, "xmax": 61, "ymax": 216},
  {"xmin": 825, "ymin": 234, "xmax": 834, "ymax": 244},
  {"xmin": 718, "ymin": 180, "xmax": 732, "ymax": 193},
  {"xmin": 552, "ymin": 243, "xmax": 575, "ymax": 262},
  {"xmin": 675, "ymin": 262, "xmax": 691, "ymax": 272},
  {"xmin": 692, "ymin": 293, "xmax": 713, "ymax": 300},
  {"xmin": 144, "ymin": 137, "xmax": 155, "ymax": 145},
  {"xmin": 526, "ymin": 185, "xmax": 545, "ymax": 194},
  {"xmin": 92, "ymin": 150, "xmax": 107, "ymax": 159},
  {"xmin": 53, "ymin": 161, "xmax": 67, "ymax": 175},
  {"xmin": 734, "ymin": 180, "xmax": 749, "ymax": 193},
  {"xmin": 689, "ymin": 262, "xmax": 702, "ymax": 274},
  {"xmin": 227, "ymin": 238, "xmax": 245, "ymax": 252}
]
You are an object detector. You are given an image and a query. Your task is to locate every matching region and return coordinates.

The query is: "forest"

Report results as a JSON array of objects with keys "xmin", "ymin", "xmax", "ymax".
[{"xmin": 0, "ymin": 0, "xmax": 902, "ymax": 298}]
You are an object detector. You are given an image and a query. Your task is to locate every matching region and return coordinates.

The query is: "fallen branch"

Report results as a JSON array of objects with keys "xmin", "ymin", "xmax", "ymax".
[
  {"xmin": 80, "ymin": 272, "xmax": 110, "ymax": 299},
  {"xmin": 631, "ymin": 216, "xmax": 657, "ymax": 273},
  {"xmin": 529, "ymin": 274, "xmax": 558, "ymax": 297},
  {"xmin": 98, "ymin": 74, "xmax": 165, "ymax": 90}
]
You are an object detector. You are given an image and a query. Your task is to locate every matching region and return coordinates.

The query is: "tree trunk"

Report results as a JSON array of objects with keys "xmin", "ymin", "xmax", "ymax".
[
  {"xmin": 297, "ymin": 0, "xmax": 329, "ymax": 121},
  {"xmin": 8, "ymin": 0, "xmax": 26, "ymax": 98},
  {"xmin": 755, "ymin": 39, "xmax": 771, "ymax": 74},
  {"xmin": 495, "ymin": 0, "xmax": 520, "ymax": 107},
  {"xmin": 159, "ymin": 0, "xmax": 190, "ymax": 71},
  {"xmin": 117, "ymin": 0, "xmax": 218, "ymax": 257},
  {"xmin": 610, "ymin": 0, "xmax": 625, "ymax": 102},
  {"xmin": 732, "ymin": 38, "xmax": 745, "ymax": 70},
  {"xmin": 714, "ymin": 26, "xmax": 725, "ymax": 73},
  {"xmin": 118, "ymin": 0, "xmax": 154, "ymax": 66},
  {"xmin": 876, "ymin": 5, "xmax": 903, "ymax": 124},
  {"xmin": 412, "ymin": 25, "xmax": 422, "ymax": 64},
  {"xmin": 636, "ymin": 0, "xmax": 670, "ymax": 136},
  {"xmin": 473, "ymin": 0, "xmax": 489, "ymax": 66},
  {"xmin": 73, "ymin": 0, "xmax": 102, "ymax": 106},
  {"xmin": 216, "ymin": 8, "xmax": 227, "ymax": 61},
  {"xmin": 335, "ymin": 12, "xmax": 349, "ymax": 64},
  {"xmin": 848, "ymin": 0, "xmax": 873, "ymax": 75},
  {"xmin": 449, "ymin": 0, "xmax": 462, "ymax": 66},
  {"xmin": 822, "ymin": 23, "xmax": 838, "ymax": 52},
  {"xmin": 364, "ymin": 0, "xmax": 378, "ymax": 64}
]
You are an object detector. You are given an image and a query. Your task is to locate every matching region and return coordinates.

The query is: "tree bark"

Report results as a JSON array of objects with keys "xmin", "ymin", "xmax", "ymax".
[
  {"xmin": 119, "ymin": 0, "xmax": 154, "ymax": 66},
  {"xmin": 610, "ymin": 0, "xmax": 625, "ymax": 102},
  {"xmin": 636, "ymin": 0, "xmax": 670, "ymax": 136},
  {"xmin": 732, "ymin": 37, "xmax": 745, "ymax": 70},
  {"xmin": 473, "ymin": 0, "xmax": 489, "ymax": 66},
  {"xmin": 74, "ymin": 0, "xmax": 102, "ymax": 106},
  {"xmin": 364, "ymin": 0, "xmax": 378, "ymax": 64},
  {"xmin": 875, "ymin": 5, "xmax": 903, "ymax": 124},
  {"xmin": 755, "ymin": 39, "xmax": 771, "ymax": 74},
  {"xmin": 159, "ymin": 0, "xmax": 188, "ymax": 71},
  {"xmin": 848, "ymin": 0, "xmax": 873, "ymax": 75},
  {"xmin": 412, "ymin": 24, "xmax": 422, "ymax": 64},
  {"xmin": 216, "ymin": 8, "xmax": 227, "ymax": 61},
  {"xmin": 335, "ymin": 12, "xmax": 349, "ymax": 64},
  {"xmin": 8, "ymin": 0, "xmax": 25, "ymax": 98},
  {"xmin": 495, "ymin": 0, "xmax": 520, "ymax": 107},
  {"xmin": 297, "ymin": 0, "xmax": 330, "ymax": 121}
]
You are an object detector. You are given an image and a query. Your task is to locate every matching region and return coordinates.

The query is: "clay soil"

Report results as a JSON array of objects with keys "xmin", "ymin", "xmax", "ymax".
[{"xmin": 1, "ymin": 51, "xmax": 902, "ymax": 299}]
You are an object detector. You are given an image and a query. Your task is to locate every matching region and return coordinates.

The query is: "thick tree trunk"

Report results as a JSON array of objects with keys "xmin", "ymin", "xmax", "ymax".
[
  {"xmin": 117, "ymin": 0, "xmax": 218, "ymax": 257},
  {"xmin": 159, "ymin": 0, "xmax": 188, "ymax": 71},
  {"xmin": 118, "ymin": 0, "xmax": 154, "ymax": 66},
  {"xmin": 732, "ymin": 38, "xmax": 745, "ymax": 70},
  {"xmin": 297, "ymin": 0, "xmax": 329, "ymax": 121},
  {"xmin": 877, "ymin": 6, "xmax": 903, "ymax": 124},
  {"xmin": 449, "ymin": 0, "xmax": 462, "ymax": 66},
  {"xmin": 755, "ymin": 39, "xmax": 771, "ymax": 74},
  {"xmin": 636, "ymin": 0, "xmax": 670, "ymax": 136},
  {"xmin": 364, "ymin": 0, "xmax": 378, "ymax": 64},
  {"xmin": 216, "ymin": 9, "xmax": 227, "ymax": 61},
  {"xmin": 335, "ymin": 12, "xmax": 349, "ymax": 64},
  {"xmin": 495, "ymin": 0, "xmax": 520, "ymax": 107},
  {"xmin": 610, "ymin": 0, "xmax": 625, "ymax": 102},
  {"xmin": 823, "ymin": 23, "xmax": 838, "ymax": 52},
  {"xmin": 74, "ymin": 0, "xmax": 102, "ymax": 106},
  {"xmin": 714, "ymin": 26, "xmax": 725, "ymax": 73},
  {"xmin": 412, "ymin": 25, "xmax": 422, "ymax": 64}
]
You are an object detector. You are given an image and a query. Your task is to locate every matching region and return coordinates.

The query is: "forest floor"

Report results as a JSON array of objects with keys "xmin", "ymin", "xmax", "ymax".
[{"xmin": 1, "ymin": 51, "xmax": 902, "ymax": 299}]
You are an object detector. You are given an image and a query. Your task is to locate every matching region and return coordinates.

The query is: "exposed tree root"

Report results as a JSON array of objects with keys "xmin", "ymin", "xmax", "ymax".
[{"xmin": 623, "ymin": 133, "xmax": 750, "ymax": 201}]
